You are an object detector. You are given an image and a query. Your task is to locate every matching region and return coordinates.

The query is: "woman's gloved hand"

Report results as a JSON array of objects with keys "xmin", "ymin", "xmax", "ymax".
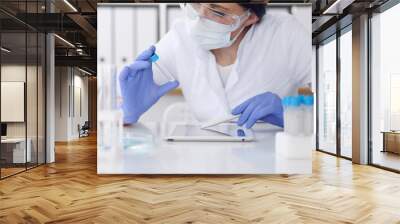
[
  {"xmin": 232, "ymin": 92, "xmax": 283, "ymax": 128},
  {"xmin": 119, "ymin": 46, "xmax": 179, "ymax": 124}
]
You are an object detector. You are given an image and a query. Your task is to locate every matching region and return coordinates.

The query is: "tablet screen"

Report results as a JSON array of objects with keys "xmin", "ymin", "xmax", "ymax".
[
  {"xmin": 172, "ymin": 124, "xmax": 226, "ymax": 137},
  {"xmin": 167, "ymin": 123, "xmax": 254, "ymax": 141}
]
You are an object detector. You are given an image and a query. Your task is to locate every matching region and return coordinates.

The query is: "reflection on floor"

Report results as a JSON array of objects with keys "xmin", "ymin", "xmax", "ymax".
[
  {"xmin": 0, "ymin": 167, "xmax": 25, "ymax": 178},
  {"xmin": 373, "ymin": 150, "xmax": 400, "ymax": 171},
  {"xmin": 341, "ymin": 147, "xmax": 352, "ymax": 158},
  {"xmin": 0, "ymin": 135, "xmax": 400, "ymax": 223},
  {"xmin": 0, "ymin": 162, "xmax": 42, "ymax": 178}
]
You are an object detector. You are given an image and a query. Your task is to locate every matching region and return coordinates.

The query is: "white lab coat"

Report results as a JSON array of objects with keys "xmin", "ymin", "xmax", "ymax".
[{"xmin": 154, "ymin": 11, "xmax": 311, "ymax": 123}]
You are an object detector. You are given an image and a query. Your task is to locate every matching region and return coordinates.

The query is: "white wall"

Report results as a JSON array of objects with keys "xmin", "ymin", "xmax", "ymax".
[
  {"xmin": 1, "ymin": 65, "xmax": 26, "ymax": 135},
  {"xmin": 1, "ymin": 65, "xmax": 26, "ymax": 142},
  {"xmin": 72, "ymin": 74, "xmax": 89, "ymax": 138},
  {"xmin": 1, "ymin": 65, "xmax": 36, "ymax": 138},
  {"xmin": 54, "ymin": 67, "xmax": 89, "ymax": 141}
]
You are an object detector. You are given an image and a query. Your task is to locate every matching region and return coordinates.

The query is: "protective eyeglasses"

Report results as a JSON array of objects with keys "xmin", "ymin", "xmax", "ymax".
[{"xmin": 182, "ymin": 3, "xmax": 250, "ymax": 29}]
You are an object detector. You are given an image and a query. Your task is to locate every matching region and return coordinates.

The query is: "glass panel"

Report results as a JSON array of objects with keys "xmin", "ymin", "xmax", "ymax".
[
  {"xmin": 0, "ymin": 1, "xmax": 46, "ymax": 178},
  {"xmin": 371, "ymin": 3, "xmax": 400, "ymax": 171},
  {"xmin": 38, "ymin": 32, "xmax": 45, "ymax": 165},
  {"xmin": 1, "ymin": 29, "xmax": 27, "ymax": 177},
  {"xmin": 318, "ymin": 37, "xmax": 337, "ymax": 154},
  {"xmin": 27, "ymin": 30, "xmax": 38, "ymax": 169},
  {"xmin": 37, "ymin": 0, "xmax": 46, "ymax": 165},
  {"xmin": 26, "ymin": 0, "xmax": 38, "ymax": 169},
  {"xmin": 340, "ymin": 30, "xmax": 352, "ymax": 158}
]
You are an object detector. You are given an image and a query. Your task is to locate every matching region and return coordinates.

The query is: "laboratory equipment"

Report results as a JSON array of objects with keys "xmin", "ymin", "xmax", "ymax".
[
  {"xmin": 150, "ymin": 53, "xmax": 175, "ymax": 81},
  {"xmin": 275, "ymin": 95, "xmax": 314, "ymax": 159},
  {"xmin": 282, "ymin": 96, "xmax": 302, "ymax": 135},
  {"xmin": 276, "ymin": 94, "xmax": 314, "ymax": 159},
  {"xmin": 98, "ymin": 65, "xmax": 123, "ymax": 152},
  {"xmin": 164, "ymin": 123, "xmax": 254, "ymax": 142},
  {"xmin": 275, "ymin": 132, "xmax": 313, "ymax": 159},
  {"xmin": 282, "ymin": 95, "xmax": 314, "ymax": 135},
  {"xmin": 303, "ymin": 95, "xmax": 314, "ymax": 136}
]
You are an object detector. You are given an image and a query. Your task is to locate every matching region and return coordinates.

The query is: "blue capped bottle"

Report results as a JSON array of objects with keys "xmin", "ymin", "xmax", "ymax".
[{"xmin": 302, "ymin": 95, "xmax": 314, "ymax": 136}]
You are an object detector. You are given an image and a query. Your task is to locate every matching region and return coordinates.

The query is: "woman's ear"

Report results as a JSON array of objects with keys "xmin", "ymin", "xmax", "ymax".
[{"xmin": 243, "ymin": 13, "xmax": 259, "ymax": 27}]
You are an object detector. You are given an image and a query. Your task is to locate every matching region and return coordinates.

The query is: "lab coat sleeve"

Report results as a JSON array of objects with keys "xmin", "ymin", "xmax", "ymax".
[{"xmin": 153, "ymin": 28, "xmax": 179, "ymax": 85}]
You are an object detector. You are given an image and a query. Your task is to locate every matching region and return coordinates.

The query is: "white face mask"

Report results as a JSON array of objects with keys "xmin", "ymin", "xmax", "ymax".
[{"xmin": 184, "ymin": 5, "xmax": 250, "ymax": 50}]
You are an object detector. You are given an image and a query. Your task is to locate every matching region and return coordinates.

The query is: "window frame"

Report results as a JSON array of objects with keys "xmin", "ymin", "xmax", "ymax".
[{"xmin": 316, "ymin": 24, "xmax": 353, "ymax": 161}]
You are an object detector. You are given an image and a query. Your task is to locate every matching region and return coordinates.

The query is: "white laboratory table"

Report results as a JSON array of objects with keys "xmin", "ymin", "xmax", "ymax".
[{"xmin": 97, "ymin": 122, "xmax": 312, "ymax": 174}]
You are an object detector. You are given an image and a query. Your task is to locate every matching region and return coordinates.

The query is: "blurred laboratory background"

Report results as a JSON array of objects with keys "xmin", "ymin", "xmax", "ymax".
[{"xmin": 97, "ymin": 3, "xmax": 312, "ymax": 124}]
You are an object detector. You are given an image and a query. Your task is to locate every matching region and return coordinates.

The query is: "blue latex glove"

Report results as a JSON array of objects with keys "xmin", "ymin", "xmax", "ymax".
[
  {"xmin": 232, "ymin": 92, "xmax": 283, "ymax": 128},
  {"xmin": 119, "ymin": 46, "xmax": 179, "ymax": 124}
]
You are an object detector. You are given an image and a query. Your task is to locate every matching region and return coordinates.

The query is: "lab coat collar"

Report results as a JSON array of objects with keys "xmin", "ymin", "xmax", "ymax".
[
  {"xmin": 207, "ymin": 53, "xmax": 229, "ymax": 101},
  {"xmin": 225, "ymin": 24, "xmax": 256, "ymax": 91},
  {"xmin": 225, "ymin": 63, "xmax": 239, "ymax": 92},
  {"xmin": 190, "ymin": 52, "xmax": 232, "ymax": 117}
]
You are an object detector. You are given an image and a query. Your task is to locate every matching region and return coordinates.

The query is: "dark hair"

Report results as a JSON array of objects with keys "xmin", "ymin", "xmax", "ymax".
[{"xmin": 239, "ymin": 3, "xmax": 267, "ymax": 20}]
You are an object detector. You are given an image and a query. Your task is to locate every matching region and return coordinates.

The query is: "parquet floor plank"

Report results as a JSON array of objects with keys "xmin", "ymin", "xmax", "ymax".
[{"xmin": 1, "ymin": 134, "xmax": 400, "ymax": 223}]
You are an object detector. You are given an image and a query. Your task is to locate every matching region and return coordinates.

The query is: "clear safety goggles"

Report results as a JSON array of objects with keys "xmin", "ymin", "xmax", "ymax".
[{"xmin": 181, "ymin": 3, "xmax": 250, "ymax": 29}]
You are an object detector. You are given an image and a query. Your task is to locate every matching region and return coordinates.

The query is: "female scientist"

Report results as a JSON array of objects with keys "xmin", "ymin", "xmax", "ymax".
[{"xmin": 119, "ymin": 3, "xmax": 310, "ymax": 128}]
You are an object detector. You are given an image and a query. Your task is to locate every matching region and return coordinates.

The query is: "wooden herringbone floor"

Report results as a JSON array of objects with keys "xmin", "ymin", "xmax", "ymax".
[{"xmin": 1, "ymin": 134, "xmax": 400, "ymax": 224}]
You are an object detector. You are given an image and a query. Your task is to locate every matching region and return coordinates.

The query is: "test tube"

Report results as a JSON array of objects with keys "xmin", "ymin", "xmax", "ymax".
[{"xmin": 150, "ymin": 53, "xmax": 175, "ymax": 81}]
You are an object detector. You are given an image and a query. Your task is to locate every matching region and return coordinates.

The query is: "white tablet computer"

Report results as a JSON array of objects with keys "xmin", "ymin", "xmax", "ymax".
[{"xmin": 164, "ymin": 123, "xmax": 255, "ymax": 142}]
